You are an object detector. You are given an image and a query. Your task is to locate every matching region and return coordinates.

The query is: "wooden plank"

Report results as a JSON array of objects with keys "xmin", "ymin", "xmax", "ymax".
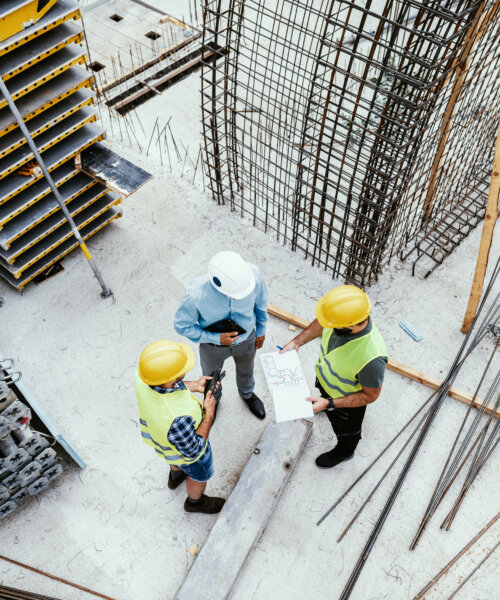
[
  {"xmin": 267, "ymin": 304, "xmax": 499, "ymax": 417},
  {"xmin": 461, "ymin": 119, "xmax": 500, "ymax": 333},
  {"xmin": 174, "ymin": 419, "xmax": 312, "ymax": 600},
  {"xmin": 421, "ymin": 1, "xmax": 496, "ymax": 221}
]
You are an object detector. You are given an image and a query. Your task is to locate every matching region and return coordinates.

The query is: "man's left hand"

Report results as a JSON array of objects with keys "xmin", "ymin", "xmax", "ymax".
[
  {"xmin": 306, "ymin": 396, "xmax": 329, "ymax": 413},
  {"xmin": 255, "ymin": 335, "xmax": 265, "ymax": 349}
]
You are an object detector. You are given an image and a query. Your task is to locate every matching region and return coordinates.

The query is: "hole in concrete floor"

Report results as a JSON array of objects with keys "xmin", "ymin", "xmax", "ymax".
[
  {"xmin": 145, "ymin": 31, "xmax": 161, "ymax": 40},
  {"xmin": 109, "ymin": 14, "xmax": 123, "ymax": 22},
  {"xmin": 33, "ymin": 262, "xmax": 64, "ymax": 285},
  {"xmin": 89, "ymin": 61, "xmax": 105, "ymax": 72}
]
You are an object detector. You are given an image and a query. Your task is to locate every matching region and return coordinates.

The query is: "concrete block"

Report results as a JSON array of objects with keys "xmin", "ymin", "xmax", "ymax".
[
  {"xmin": 0, "ymin": 499, "xmax": 17, "ymax": 519},
  {"xmin": 35, "ymin": 447, "xmax": 57, "ymax": 468},
  {"xmin": 28, "ymin": 475, "xmax": 49, "ymax": 496},
  {"xmin": 174, "ymin": 418, "xmax": 312, "ymax": 600},
  {"xmin": 43, "ymin": 462, "xmax": 62, "ymax": 482},
  {"xmin": 19, "ymin": 460, "xmax": 41, "ymax": 485},
  {"xmin": 3, "ymin": 447, "xmax": 30, "ymax": 472},
  {"xmin": 11, "ymin": 486, "xmax": 28, "ymax": 504}
]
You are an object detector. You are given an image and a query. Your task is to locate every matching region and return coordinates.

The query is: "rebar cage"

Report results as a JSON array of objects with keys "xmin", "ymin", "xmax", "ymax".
[{"xmin": 201, "ymin": 0, "xmax": 500, "ymax": 286}]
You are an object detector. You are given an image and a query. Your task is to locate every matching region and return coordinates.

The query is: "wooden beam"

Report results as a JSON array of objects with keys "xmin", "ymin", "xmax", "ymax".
[
  {"xmin": 174, "ymin": 419, "xmax": 312, "ymax": 600},
  {"xmin": 421, "ymin": 1, "xmax": 495, "ymax": 221},
  {"xmin": 267, "ymin": 303, "xmax": 499, "ymax": 417},
  {"xmin": 461, "ymin": 119, "xmax": 500, "ymax": 333}
]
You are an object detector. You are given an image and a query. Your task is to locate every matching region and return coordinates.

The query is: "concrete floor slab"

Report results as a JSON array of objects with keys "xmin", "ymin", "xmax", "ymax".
[{"xmin": 0, "ymin": 8, "xmax": 498, "ymax": 600}]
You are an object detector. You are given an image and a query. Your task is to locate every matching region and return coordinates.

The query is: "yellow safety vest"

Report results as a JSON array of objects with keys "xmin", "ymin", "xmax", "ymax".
[
  {"xmin": 315, "ymin": 321, "xmax": 388, "ymax": 399},
  {"xmin": 134, "ymin": 371, "xmax": 207, "ymax": 465}
]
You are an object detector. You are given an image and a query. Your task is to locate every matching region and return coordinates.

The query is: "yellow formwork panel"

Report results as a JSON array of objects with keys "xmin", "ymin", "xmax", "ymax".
[
  {"xmin": 0, "ymin": 162, "xmax": 78, "ymax": 228},
  {"xmin": 5, "ymin": 185, "xmax": 110, "ymax": 262},
  {"xmin": 0, "ymin": 47, "xmax": 87, "ymax": 110},
  {"xmin": 0, "ymin": 2, "xmax": 80, "ymax": 58},
  {"xmin": 8, "ymin": 197, "xmax": 122, "ymax": 277},
  {"xmin": 0, "ymin": 0, "xmax": 60, "ymax": 43},
  {"xmin": 0, "ymin": 129, "xmax": 104, "ymax": 206},
  {"xmin": 0, "ymin": 24, "xmax": 83, "ymax": 81},
  {"xmin": 0, "ymin": 69, "xmax": 93, "ymax": 138},
  {"xmin": 0, "ymin": 206, "xmax": 122, "ymax": 290},
  {"xmin": 0, "ymin": 89, "xmax": 95, "ymax": 160},
  {"xmin": 3, "ymin": 178, "xmax": 98, "ymax": 249},
  {"xmin": 0, "ymin": 109, "xmax": 97, "ymax": 180}
]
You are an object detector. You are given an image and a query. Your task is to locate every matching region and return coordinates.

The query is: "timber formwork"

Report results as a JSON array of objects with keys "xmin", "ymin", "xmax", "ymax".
[
  {"xmin": 0, "ymin": 0, "xmax": 122, "ymax": 291},
  {"xmin": 201, "ymin": 1, "xmax": 500, "ymax": 286}
]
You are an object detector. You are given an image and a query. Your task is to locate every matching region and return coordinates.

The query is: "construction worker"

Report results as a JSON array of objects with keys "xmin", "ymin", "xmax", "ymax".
[
  {"xmin": 135, "ymin": 340, "xmax": 225, "ymax": 514},
  {"xmin": 281, "ymin": 285, "xmax": 388, "ymax": 468},
  {"xmin": 174, "ymin": 251, "xmax": 268, "ymax": 419}
]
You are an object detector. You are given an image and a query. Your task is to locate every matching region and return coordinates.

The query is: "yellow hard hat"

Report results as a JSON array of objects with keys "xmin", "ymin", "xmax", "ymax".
[
  {"xmin": 315, "ymin": 285, "xmax": 371, "ymax": 328},
  {"xmin": 138, "ymin": 340, "xmax": 195, "ymax": 385}
]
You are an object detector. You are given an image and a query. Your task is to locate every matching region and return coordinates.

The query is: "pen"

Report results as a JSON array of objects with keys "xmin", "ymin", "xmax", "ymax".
[{"xmin": 276, "ymin": 345, "xmax": 283, "ymax": 350}]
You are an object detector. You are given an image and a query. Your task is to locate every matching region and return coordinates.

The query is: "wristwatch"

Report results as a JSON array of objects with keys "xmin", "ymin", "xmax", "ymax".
[{"xmin": 326, "ymin": 398, "xmax": 335, "ymax": 411}]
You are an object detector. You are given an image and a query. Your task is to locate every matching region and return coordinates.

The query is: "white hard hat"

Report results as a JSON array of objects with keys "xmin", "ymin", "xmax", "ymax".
[{"xmin": 208, "ymin": 251, "xmax": 256, "ymax": 299}]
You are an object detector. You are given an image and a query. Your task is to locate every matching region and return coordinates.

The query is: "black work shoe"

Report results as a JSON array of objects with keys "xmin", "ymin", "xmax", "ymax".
[
  {"xmin": 243, "ymin": 393, "xmax": 266, "ymax": 419},
  {"xmin": 168, "ymin": 469, "xmax": 187, "ymax": 490},
  {"xmin": 184, "ymin": 494, "xmax": 226, "ymax": 514},
  {"xmin": 315, "ymin": 448, "xmax": 354, "ymax": 469}
]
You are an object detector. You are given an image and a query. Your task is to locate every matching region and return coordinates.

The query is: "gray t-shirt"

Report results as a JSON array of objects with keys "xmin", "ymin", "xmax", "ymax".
[{"xmin": 326, "ymin": 317, "xmax": 387, "ymax": 388}]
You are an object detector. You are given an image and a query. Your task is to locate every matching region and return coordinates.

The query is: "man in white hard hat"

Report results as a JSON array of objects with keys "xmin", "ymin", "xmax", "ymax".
[{"xmin": 174, "ymin": 251, "xmax": 268, "ymax": 419}]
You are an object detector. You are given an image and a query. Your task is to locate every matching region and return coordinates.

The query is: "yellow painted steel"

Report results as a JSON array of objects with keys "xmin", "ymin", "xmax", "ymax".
[
  {"xmin": 2, "ymin": 30, "xmax": 83, "ymax": 80},
  {"xmin": 0, "ymin": 168, "xmax": 78, "ymax": 228},
  {"xmin": 0, "ymin": 52, "xmax": 87, "ymax": 110},
  {"xmin": 4, "ymin": 180, "xmax": 98, "ymax": 247},
  {"xmin": 80, "ymin": 242, "xmax": 91, "ymax": 259},
  {"xmin": 0, "ymin": 93, "xmax": 94, "ymax": 159},
  {"xmin": 15, "ymin": 208, "xmax": 122, "ymax": 289},
  {"xmin": 0, "ymin": 112, "xmax": 97, "ymax": 180},
  {"xmin": 12, "ymin": 198, "xmax": 122, "ymax": 276},
  {"xmin": 0, "ymin": 6, "xmax": 81, "ymax": 57},
  {"xmin": 0, "ymin": 132, "xmax": 104, "ymax": 206},
  {"xmin": 7, "ymin": 187, "xmax": 110, "ymax": 261},
  {"xmin": 0, "ymin": 74, "xmax": 93, "ymax": 138},
  {"xmin": 0, "ymin": 1, "xmax": 60, "ymax": 44}
]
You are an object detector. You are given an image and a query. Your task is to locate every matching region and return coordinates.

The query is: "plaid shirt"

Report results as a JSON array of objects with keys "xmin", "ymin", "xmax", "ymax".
[{"xmin": 149, "ymin": 382, "xmax": 206, "ymax": 460}]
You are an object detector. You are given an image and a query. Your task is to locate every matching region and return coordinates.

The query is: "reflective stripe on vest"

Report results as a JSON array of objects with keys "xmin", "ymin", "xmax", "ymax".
[
  {"xmin": 134, "ymin": 371, "xmax": 207, "ymax": 465},
  {"xmin": 315, "ymin": 321, "xmax": 388, "ymax": 399}
]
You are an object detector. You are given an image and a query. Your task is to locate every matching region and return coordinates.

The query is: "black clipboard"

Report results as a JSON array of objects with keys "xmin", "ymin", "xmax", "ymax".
[{"xmin": 204, "ymin": 318, "xmax": 247, "ymax": 335}]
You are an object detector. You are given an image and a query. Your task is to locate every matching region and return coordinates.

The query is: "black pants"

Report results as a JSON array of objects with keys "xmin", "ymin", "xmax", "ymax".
[{"xmin": 316, "ymin": 379, "xmax": 366, "ymax": 455}]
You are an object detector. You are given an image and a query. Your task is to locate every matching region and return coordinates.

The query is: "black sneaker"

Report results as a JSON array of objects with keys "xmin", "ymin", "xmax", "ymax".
[
  {"xmin": 243, "ymin": 393, "xmax": 266, "ymax": 419},
  {"xmin": 184, "ymin": 494, "xmax": 226, "ymax": 514},
  {"xmin": 168, "ymin": 470, "xmax": 187, "ymax": 490},
  {"xmin": 315, "ymin": 448, "xmax": 354, "ymax": 469}
]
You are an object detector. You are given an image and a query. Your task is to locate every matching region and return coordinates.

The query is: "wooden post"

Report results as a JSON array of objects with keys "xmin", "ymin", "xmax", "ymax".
[
  {"xmin": 422, "ymin": 2, "xmax": 495, "ymax": 221},
  {"xmin": 267, "ymin": 304, "xmax": 499, "ymax": 417},
  {"xmin": 461, "ymin": 119, "xmax": 500, "ymax": 333}
]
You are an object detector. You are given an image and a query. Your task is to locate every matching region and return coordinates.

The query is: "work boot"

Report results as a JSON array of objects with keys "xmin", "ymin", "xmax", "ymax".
[
  {"xmin": 242, "ymin": 393, "xmax": 266, "ymax": 419},
  {"xmin": 168, "ymin": 469, "xmax": 187, "ymax": 490},
  {"xmin": 184, "ymin": 494, "xmax": 226, "ymax": 514},
  {"xmin": 315, "ymin": 447, "xmax": 354, "ymax": 469}
]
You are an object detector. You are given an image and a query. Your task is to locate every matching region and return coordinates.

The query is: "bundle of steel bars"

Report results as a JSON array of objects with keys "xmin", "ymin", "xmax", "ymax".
[
  {"xmin": 201, "ymin": 0, "xmax": 500, "ymax": 286},
  {"xmin": 316, "ymin": 256, "xmax": 500, "ymax": 599}
]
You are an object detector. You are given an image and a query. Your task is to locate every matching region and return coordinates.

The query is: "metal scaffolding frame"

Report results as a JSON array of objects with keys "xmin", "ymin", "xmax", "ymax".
[{"xmin": 201, "ymin": 0, "xmax": 500, "ymax": 286}]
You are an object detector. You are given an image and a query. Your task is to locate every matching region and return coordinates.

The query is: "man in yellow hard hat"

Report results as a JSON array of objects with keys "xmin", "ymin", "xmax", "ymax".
[
  {"xmin": 135, "ymin": 340, "xmax": 225, "ymax": 513},
  {"xmin": 281, "ymin": 285, "xmax": 388, "ymax": 468}
]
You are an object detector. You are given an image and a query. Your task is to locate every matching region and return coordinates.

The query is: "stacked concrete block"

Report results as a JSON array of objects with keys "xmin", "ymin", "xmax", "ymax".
[
  {"xmin": 0, "ymin": 0, "xmax": 122, "ymax": 290},
  {"xmin": 0, "ymin": 382, "xmax": 62, "ymax": 519}
]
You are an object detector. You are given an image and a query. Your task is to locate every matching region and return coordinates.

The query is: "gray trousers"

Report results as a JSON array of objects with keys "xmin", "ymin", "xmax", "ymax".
[{"xmin": 199, "ymin": 330, "xmax": 256, "ymax": 400}]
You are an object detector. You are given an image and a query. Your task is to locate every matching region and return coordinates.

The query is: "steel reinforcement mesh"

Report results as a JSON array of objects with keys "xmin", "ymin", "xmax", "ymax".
[{"xmin": 201, "ymin": 0, "xmax": 500, "ymax": 286}]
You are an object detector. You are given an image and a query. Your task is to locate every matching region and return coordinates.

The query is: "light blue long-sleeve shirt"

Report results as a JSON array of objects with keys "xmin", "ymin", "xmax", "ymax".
[{"xmin": 174, "ymin": 264, "xmax": 268, "ymax": 345}]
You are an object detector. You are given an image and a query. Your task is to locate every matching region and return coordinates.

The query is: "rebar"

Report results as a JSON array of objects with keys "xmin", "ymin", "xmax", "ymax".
[{"xmin": 201, "ymin": 1, "xmax": 500, "ymax": 286}]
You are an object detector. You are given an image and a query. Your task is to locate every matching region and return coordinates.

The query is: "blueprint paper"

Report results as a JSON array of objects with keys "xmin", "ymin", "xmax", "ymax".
[{"xmin": 260, "ymin": 351, "xmax": 314, "ymax": 422}]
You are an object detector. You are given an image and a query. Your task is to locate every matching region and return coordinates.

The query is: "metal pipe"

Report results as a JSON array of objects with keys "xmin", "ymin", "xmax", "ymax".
[{"xmin": 0, "ymin": 76, "xmax": 112, "ymax": 299}]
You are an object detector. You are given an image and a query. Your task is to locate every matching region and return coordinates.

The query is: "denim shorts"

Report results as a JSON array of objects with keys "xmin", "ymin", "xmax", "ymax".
[{"xmin": 179, "ymin": 442, "xmax": 214, "ymax": 482}]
